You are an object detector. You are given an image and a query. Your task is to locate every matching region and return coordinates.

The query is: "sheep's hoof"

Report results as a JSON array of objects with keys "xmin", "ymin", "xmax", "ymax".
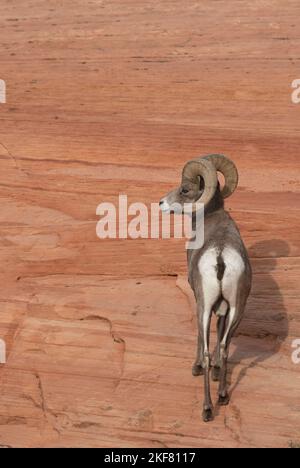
[
  {"xmin": 192, "ymin": 363, "xmax": 204, "ymax": 376},
  {"xmin": 218, "ymin": 393, "xmax": 230, "ymax": 406},
  {"xmin": 211, "ymin": 366, "xmax": 220, "ymax": 381},
  {"xmin": 202, "ymin": 407, "xmax": 214, "ymax": 422}
]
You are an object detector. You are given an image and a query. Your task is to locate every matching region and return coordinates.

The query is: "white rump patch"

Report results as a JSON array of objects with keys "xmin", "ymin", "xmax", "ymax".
[
  {"xmin": 197, "ymin": 246, "xmax": 245, "ymax": 350},
  {"xmin": 221, "ymin": 247, "xmax": 245, "ymax": 306},
  {"xmin": 198, "ymin": 248, "xmax": 221, "ymax": 311}
]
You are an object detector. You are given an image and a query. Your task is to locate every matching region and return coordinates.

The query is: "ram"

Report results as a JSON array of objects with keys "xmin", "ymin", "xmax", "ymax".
[{"xmin": 159, "ymin": 154, "xmax": 252, "ymax": 422}]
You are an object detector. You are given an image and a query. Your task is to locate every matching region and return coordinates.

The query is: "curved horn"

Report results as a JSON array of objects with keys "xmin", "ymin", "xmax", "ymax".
[
  {"xmin": 182, "ymin": 158, "xmax": 218, "ymax": 211},
  {"xmin": 202, "ymin": 154, "xmax": 238, "ymax": 198}
]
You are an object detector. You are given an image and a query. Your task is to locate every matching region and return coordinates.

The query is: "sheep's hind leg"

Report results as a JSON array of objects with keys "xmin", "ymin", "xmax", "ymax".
[
  {"xmin": 202, "ymin": 354, "xmax": 213, "ymax": 422},
  {"xmin": 199, "ymin": 307, "xmax": 214, "ymax": 422},
  {"xmin": 217, "ymin": 249, "xmax": 247, "ymax": 405},
  {"xmin": 197, "ymin": 248, "xmax": 222, "ymax": 421},
  {"xmin": 192, "ymin": 333, "xmax": 204, "ymax": 376},
  {"xmin": 217, "ymin": 295, "xmax": 246, "ymax": 406},
  {"xmin": 212, "ymin": 309, "xmax": 227, "ymax": 382}
]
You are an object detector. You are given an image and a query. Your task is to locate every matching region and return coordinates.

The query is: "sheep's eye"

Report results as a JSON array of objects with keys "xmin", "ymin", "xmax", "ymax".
[{"xmin": 181, "ymin": 188, "xmax": 189, "ymax": 195}]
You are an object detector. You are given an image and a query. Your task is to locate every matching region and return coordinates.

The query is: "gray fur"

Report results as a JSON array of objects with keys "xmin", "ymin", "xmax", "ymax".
[{"xmin": 160, "ymin": 168, "xmax": 252, "ymax": 422}]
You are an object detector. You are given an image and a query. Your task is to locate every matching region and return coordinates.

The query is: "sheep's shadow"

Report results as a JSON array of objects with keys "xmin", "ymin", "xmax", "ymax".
[{"xmin": 226, "ymin": 239, "xmax": 289, "ymax": 396}]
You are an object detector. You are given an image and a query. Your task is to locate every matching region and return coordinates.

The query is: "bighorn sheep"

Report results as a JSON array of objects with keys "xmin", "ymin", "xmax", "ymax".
[{"xmin": 159, "ymin": 154, "xmax": 252, "ymax": 422}]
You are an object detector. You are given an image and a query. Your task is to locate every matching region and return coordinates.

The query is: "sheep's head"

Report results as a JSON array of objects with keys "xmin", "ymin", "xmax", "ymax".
[{"xmin": 159, "ymin": 154, "xmax": 238, "ymax": 214}]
